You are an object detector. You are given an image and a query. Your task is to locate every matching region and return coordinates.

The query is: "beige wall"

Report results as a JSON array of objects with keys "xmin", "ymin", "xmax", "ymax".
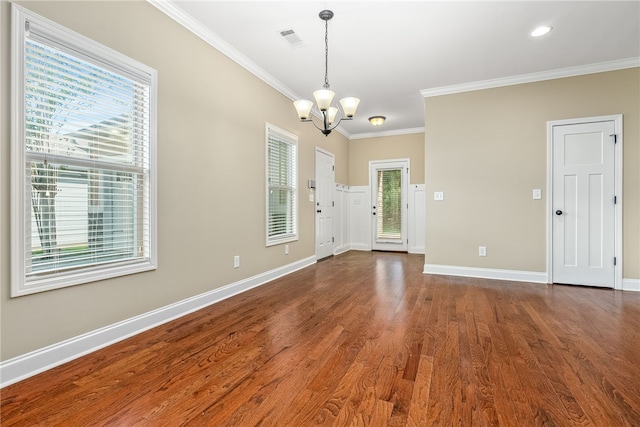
[
  {"xmin": 0, "ymin": 1, "xmax": 349, "ymax": 360},
  {"xmin": 349, "ymin": 132, "xmax": 425, "ymax": 186},
  {"xmin": 424, "ymin": 68, "xmax": 639, "ymax": 278}
]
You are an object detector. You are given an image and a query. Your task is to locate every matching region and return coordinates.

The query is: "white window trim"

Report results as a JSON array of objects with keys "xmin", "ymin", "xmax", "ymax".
[
  {"xmin": 11, "ymin": 4, "xmax": 158, "ymax": 297},
  {"xmin": 265, "ymin": 123, "xmax": 298, "ymax": 247}
]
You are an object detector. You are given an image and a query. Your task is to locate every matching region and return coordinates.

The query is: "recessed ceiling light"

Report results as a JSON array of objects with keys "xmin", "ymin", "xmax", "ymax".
[{"xmin": 531, "ymin": 26, "xmax": 552, "ymax": 37}]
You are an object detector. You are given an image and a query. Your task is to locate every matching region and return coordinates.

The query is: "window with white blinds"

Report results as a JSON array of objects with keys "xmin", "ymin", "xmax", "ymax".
[
  {"xmin": 376, "ymin": 169, "xmax": 403, "ymax": 240},
  {"xmin": 11, "ymin": 5, "xmax": 157, "ymax": 296},
  {"xmin": 266, "ymin": 124, "xmax": 298, "ymax": 246}
]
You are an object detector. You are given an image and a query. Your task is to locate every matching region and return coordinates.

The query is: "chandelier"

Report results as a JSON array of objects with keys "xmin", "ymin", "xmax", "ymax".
[{"xmin": 293, "ymin": 10, "xmax": 360, "ymax": 136}]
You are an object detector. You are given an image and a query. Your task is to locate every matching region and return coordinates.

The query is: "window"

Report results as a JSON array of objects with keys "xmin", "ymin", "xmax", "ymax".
[
  {"xmin": 266, "ymin": 124, "xmax": 298, "ymax": 246},
  {"xmin": 11, "ymin": 5, "xmax": 157, "ymax": 296},
  {"xmin": 376, "ymin": 169, "xmax": 403, "ymax": 240}
]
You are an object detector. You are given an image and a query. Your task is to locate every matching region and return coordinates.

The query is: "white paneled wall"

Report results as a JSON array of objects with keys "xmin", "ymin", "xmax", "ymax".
[
  {"xmin": 334, "ymin": 184, "xmax": 350, "ymax": 254},
  {"xmin": 347, "ymin": 186, "xmax": 372, "ymax": 251},
  {"xmin": 331, "ymin": 184, "xmax": 425, "ymax": 255},
  {"xmin": 408, "ymin": 184, "xmax": 426, "ymax": 254}
]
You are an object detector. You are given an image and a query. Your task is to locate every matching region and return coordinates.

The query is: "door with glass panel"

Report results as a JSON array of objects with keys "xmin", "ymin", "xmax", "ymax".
[{"xmin": 370, "ymin": 160, "xmax": 408, "ymax": 252}]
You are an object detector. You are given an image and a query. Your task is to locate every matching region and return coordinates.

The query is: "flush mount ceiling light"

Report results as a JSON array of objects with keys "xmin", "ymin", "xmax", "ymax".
[
  {"xmin": 368, "ymin": 116, "xmax": 386, "ymax": 126},
  {"xmin": 293, "ymin": 10, "xmax": 360, "ymax": 137},
  {"xmin": 531, "ymin": 26, "xmax": 552, "ymax": 37}
]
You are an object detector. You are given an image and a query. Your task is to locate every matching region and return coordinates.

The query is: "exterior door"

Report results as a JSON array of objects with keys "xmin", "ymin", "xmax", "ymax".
[
  {"xmin": 552, "ymin": 120, "xmax": 616, "ymax": 287},
  {"xmin": 315, "ymin": 148, "xmax": 335, "ymax": 260},
  {"xmin": 370, "ymin": 160, "xmax": 408, "ymax": 252}
]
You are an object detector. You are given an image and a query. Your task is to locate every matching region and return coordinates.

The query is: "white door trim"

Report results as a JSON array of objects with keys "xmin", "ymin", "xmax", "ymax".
[{"xmin": 546, "ymin": 114, "xmax": 623, "ymax": 289}]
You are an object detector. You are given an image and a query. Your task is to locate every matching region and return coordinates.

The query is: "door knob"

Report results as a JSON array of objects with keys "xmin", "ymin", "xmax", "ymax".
[{"xmin": 555, "ymin": 210, "xmax": 563, "ymax": 216}]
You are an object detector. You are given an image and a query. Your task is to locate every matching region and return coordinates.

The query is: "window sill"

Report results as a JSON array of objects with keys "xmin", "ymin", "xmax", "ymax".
[{"xmin": 12, "ymin": 259, "xmax": 157, "ymax": 298}]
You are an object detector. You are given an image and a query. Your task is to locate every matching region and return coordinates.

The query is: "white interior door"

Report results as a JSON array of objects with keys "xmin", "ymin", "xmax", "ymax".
[
  {"xmin": 315, "ymin": 148, "xmax": 335, "ymax": 259},
  {"xmin": 370, "ymin": 160, "xmax": 408, "ymax": 252},
  {"xmin": 552, "ymin": 120, "xmax": 616, "ymax": 287}
]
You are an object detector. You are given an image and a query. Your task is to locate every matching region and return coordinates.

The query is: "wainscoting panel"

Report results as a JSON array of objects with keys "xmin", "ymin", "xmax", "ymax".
[
  {"xmin": 348, "ymin": 186, "xmax": 371, "ymax": 251},
  {"xmin": 409, "ymin": 184, "xmax": 425, "ymax": 254},
  {"xmin": 334, "ymin": 184, "xmax": 350, "ymax": 255}
]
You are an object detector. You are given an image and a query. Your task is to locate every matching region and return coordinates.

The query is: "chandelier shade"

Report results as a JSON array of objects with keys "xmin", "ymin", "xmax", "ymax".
[
  {"xmin": 340, "ymin": 97, "xmax": 360, "ymax": 118},
  {"xmin": 293, "ymin": 100, "xmax": 313, "ymax": 120},
  {"xmin": 293, "ymin": 10, "xmax": 360, "ymax": 136},
  {"xmin": 326, "ymin": 107, "xmax": 339, "ymax": 125},
  {"xmin": 312, "ymin": 89, "xmax": 335, "ymax": 111}
]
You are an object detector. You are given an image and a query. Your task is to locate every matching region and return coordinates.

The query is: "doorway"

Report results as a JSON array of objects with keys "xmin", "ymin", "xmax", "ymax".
[
  {"xmin": 315, "ymin": 147, "xmax": 335, "ymax": 260},
  {"xmin": 548, "ymin": 115, "xmax": 622, "ymax": 288},
  {"xmin": 370, "ymin": 159, "xmax": 409, "ymax": 252}
]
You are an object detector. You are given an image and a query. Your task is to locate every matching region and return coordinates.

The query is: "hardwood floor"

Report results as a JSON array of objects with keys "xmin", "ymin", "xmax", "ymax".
[{"xmin": 2, "ymin": 251, "xmax": 640, "ymax": 426}]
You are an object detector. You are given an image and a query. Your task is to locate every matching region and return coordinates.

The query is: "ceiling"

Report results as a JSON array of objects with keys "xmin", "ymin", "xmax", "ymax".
[{"xmin": 151, "ymin": 1, "xmax": 640, "ymax": 138}]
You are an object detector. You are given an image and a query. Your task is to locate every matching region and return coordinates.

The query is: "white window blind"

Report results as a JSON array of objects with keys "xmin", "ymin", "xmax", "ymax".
[
  {"xmin": 266, "ymin": 124, "xmax": 298, "ymax": 245},
  {"xmin": 376, "ymin": 169, "xmax": 403, "ymax": 240},
  {"xmin": 11, "ymin": 5, "xmax": 157, "ymax": 296}
]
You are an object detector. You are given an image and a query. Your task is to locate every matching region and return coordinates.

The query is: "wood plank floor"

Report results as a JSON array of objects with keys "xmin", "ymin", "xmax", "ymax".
[{"xmin": 2, "ymin": 251, "xmax": 640, "ymax": 426}]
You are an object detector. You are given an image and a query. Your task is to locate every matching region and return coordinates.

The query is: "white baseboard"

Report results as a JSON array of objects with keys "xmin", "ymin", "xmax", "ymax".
[
  {"xmin": 423, "ymin": 264, "xmax": 640, "ymax": 292},
  {"xmin": 0, "ymin": 256, "xmax": 316, "ymax": 388},
  {"xmin": 623, "ymin": 278, "xmax": 640, "ymax": 292},
  {"xmin": 334, "ymin": 246, "xmax": 350, "ymax": 256},
  {"xmin": 423, "ymin": 264, "xmax": 547, "ymax": 283},
  {"xmin": 349, "ymin": 243, "xmax": 371, "ymax": 251}
]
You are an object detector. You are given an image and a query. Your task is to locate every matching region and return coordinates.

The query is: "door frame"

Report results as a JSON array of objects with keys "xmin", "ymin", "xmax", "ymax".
[
  {"xmin": 546, "ymin": 114, "xmax": 623, "ymax": 289},
  {"xmin": 315, "ymin": 146, "xmax": 335, "ymax": 260},
  {"xmin": 369, "ymin": 158, "xmax": 410, "ymax": 252}
]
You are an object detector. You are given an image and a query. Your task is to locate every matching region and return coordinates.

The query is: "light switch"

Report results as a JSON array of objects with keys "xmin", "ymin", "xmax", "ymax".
[
  {"xmin": 434, "ymin": 191, "xmax": 444, "ymax": 201},
  {"xmin": 533, "ymin": 189, "xmax": 542, "ymax": 200}
]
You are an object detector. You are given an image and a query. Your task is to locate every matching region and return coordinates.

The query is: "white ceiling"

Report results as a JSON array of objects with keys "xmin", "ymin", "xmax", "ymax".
[{"xmin": 152, "ymin": 1, "xmax": 640, "ymax": 138}]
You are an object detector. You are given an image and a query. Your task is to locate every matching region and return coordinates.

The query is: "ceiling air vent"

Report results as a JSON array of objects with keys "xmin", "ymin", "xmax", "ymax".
[{"xmin": 278, "ymin": 28, "xmax": 306, "ymax": 48}]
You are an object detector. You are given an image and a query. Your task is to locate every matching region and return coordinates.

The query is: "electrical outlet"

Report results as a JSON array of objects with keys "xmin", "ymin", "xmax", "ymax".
[
  {"xmin": 233, "ymin": 255, "xmax": 240, "ymax": 268},
  {"xmin": 434, "ymin": 191, "xmax": 444, "ymax": 201},
  {"xmin": 285, "ymin": 244, "xmax": 289, "ymax": 255},
  {"xmin": 479, "ymin": 246, "xmax": 487, "ymax": 257}
]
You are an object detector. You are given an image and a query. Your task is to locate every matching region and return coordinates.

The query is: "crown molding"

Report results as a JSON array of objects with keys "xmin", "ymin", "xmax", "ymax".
[
  {"xmin": 421, "ymin": 57, "xmax": 640, "ymax": 98},
  {"xmin": 349, "ymin": 127, "xmax": 425, "ymax": 140},
  {"xmin": 149, "ymin": 1, "xmax": 636, "ymax": 138},
  {"xmin": 147, "ymin": 0, "xmax": 300, "ymax": 103}
]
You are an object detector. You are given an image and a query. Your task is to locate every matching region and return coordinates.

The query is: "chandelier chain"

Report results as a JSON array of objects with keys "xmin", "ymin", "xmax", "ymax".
[{"xmin": 324, "ymin": 18, "xmax": 330, "ymax": 89}]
